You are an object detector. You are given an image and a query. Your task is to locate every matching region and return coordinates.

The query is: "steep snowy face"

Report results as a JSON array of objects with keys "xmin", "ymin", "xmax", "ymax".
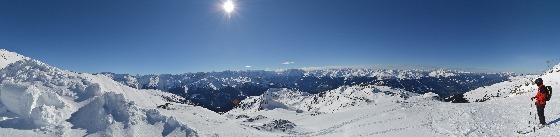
[
  {"xmin": 0, "ymin": 49, "xmax": 28, "ymax": 69},
  {"xmin": 0, "ymin": 59, "xmax": 198, "ymax": 136}
]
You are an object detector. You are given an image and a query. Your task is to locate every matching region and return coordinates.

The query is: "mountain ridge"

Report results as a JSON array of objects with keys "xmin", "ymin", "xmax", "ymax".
[
  {"xmin": 102, "ymin": 68, "xmax": 512, "ymax": 112},
  {"xmin": 1, "ymin": 49, "xmax": 560, "ymax": 136}
]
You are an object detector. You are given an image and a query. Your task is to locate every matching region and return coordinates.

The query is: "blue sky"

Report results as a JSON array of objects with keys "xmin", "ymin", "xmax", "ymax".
[{"xmin": 1, "ymin": 0, "xmax": 559, "ymax": 74}]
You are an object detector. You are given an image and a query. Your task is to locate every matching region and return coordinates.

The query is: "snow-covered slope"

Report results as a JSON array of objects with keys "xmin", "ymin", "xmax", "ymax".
[
  {"xmin": 464, "ymin": 64, "xmax": 560, "ymax": 102},
  {"xmin": 0, "ymin": 49, "xmax": 28, "ymax": 69},
  {"xmin": 0, "ymin": 59, "xmax": 197, "ymax": 136},
  {"xmin": 0, "ymin": 51, "xmax": 271, "ymax": 136},
  {"xmin": 226, "ymin": 80, "xmax": 560, "ymax": 136},
  {"xmin": 229, "ymin": 86, "xmax": 417, "ymax": 115},
  {"xmin": 228, "ymin": 88, "xmax": 311, "ymax": 114},
  {"xmin": 1, "ymin": 49, "xmax": 559, "ymax": 136}
]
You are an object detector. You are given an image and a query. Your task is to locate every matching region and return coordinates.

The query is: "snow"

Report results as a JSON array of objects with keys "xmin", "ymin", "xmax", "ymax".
[
  {"xmin": 464, "ymin": 64, "xmax": 560, "ymax": 102},
  {"xmin": 1, "ymin": 49, "xmax": 559, "ymax": 136},
  {"xmin": 0, "ymin": 81, "xmax": 65, "ymax": 127},
  {"xmin": 0, "ymin": 50, "xmax": 274, "ymax": 136},
  {"xmin": 106, "ymin": 67, "xmax": 503, "ymax": 95},
  {"xmin": 226, "ymin": 87, "xmax": 560, "ymax": 136},
  {"xmin": 428, "ymin": 69, "xmax": 457, "ymax": 78},
  {"xmin": 0, "ymin": 49, "xmax": 28, "ymax": 69},
  {"xmin": 224, "ymin": 66, "xmax": 560, "ymax": 136}
]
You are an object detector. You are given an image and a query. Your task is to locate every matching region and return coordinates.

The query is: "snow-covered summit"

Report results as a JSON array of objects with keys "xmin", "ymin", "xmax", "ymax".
[
  {"xmin": 228, "ymin": 85, "xmax": 415, "ymax": 115},
  {"xmin": 428, "ymin": 69, "xmax": 457, "ymax": 78},
  {"xmin": 0, "ymin": 49, "xmax": 28, "ymax": 69}
]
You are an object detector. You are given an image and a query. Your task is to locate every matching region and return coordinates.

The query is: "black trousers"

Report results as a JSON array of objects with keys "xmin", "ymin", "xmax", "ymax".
[{"xmin": 537, "ymin": 104, "xmax": 546, "ymax": 125}]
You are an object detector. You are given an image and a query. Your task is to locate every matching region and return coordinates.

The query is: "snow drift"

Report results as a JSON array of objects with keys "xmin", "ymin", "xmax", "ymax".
[
  {"xmin": 0, "ymin": 81, "xmax": 65, "ymax": 127},
  {"xmin": 0, "ymin": 57, "xmax": 199, "ymax": 136}
]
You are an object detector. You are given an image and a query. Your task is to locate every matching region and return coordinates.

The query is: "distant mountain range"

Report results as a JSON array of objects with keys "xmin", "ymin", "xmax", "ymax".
[
  {"xmin": 101, "ymin": 68, "xmax": 513, "ymax": 112},
  {"xmin": 2, "ymin": 49, "xmax": 557, "ymax": 136}
]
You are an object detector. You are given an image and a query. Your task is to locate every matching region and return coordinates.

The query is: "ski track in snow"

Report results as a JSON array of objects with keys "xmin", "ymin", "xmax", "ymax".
[{"xmin": 308, "ymin": 106, "xmax": 400, "ymax": 136}]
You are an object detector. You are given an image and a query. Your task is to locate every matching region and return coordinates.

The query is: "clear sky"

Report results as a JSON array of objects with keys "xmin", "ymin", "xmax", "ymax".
[{"xmin": 1, "ymin": 0, "xmax": 559, "ymax": 74}]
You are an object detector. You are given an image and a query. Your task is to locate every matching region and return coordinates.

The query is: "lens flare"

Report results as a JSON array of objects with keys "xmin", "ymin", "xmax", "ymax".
[{"xmin": 223, "ymin": 0, "xmax": 234, "ymax": 14}]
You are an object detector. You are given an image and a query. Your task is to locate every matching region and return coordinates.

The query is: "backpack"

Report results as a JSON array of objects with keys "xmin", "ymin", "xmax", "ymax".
[{"xmin": 545, "ymin": 86, "xmax": 552, "ymax": 101}]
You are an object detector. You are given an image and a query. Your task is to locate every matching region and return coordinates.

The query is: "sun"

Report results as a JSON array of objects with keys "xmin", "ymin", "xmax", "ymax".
[{"xmin": 223, "ymin": 0, "xmax": 235, "ymax": 14}]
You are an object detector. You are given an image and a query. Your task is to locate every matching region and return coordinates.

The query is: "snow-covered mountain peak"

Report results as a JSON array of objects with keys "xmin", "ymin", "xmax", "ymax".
[
  {"xmin": 228, "ymin": 88, "xmax": 309, "ymax": 114},
  {"xmin": 428, "ymin": 69, "xmax": 457, "ymax": 78},
  {"xmin": 547, "ymin": 63, "xmax": 560, "ymax": 74},
  {"xmin": 0, "ymin": 49, "xmax": 28, "ymax": 69},
  {"xmin": 228, "ymin": 85, "xmax": 416, "ymax": 115}
]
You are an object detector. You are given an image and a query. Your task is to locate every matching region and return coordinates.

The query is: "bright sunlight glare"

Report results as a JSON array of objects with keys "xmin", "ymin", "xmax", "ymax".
[{"xmin": 223, "ymin": 0, "xmax": 234, "ymax": 14}]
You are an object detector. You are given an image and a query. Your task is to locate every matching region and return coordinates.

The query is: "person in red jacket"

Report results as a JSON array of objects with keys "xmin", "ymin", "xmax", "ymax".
[{"xmin": 531, "ymin": 78, "xmax": 547, "ymax": 126}]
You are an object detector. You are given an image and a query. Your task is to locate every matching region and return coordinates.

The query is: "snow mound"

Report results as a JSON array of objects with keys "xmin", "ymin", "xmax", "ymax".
[
  {"xmin": 68, "ymin": 92, "xmax": 196, "ymax": 136},
  {"xmin": 0, "ymin": 81, "xmax": 65, "ymax": 127},
  {"xmin": 0, "ymin": 58, "xmax": 200, "ymax": 136}
]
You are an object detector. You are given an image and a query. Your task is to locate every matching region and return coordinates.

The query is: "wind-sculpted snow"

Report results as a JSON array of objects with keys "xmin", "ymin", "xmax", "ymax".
[
  {"xmin": 0, "ymin": 59, "xmax": 201, "ymax": 136},
  {"xmin": 0, "ymin": 81, "xmax": 65, "ymax": 127},
  {"xmin": 68, "ymin": 92, "xmax": 196, "ymax": 136}
]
